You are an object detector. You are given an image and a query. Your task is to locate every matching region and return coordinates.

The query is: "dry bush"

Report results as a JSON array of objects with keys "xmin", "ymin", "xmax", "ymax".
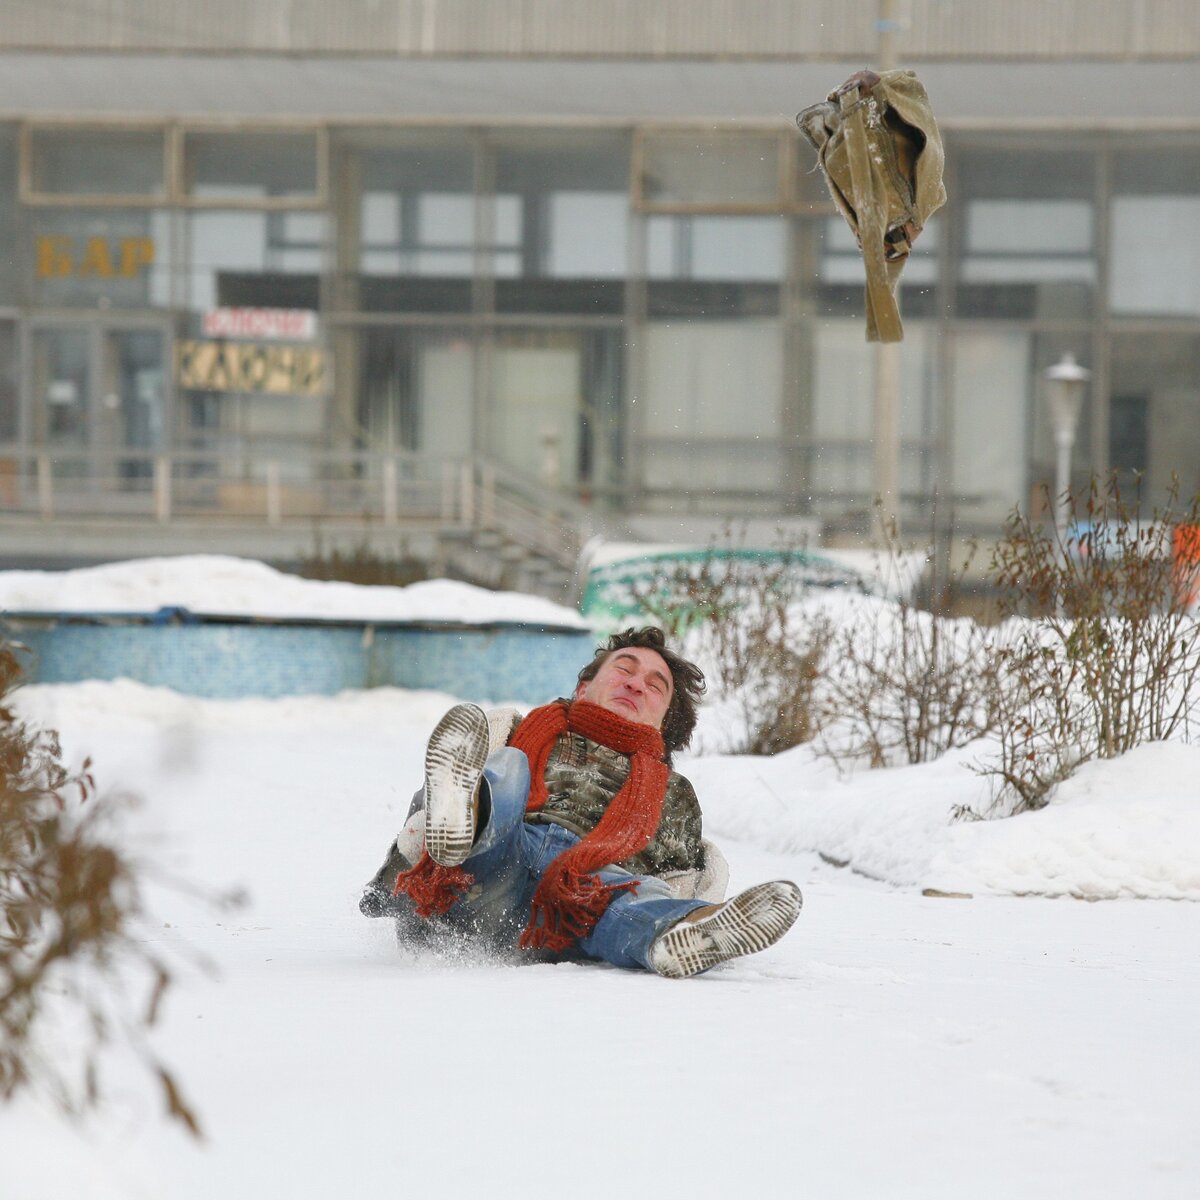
[
  {"xmin": 0, "ymin": 640, "xmax": 200, "ymax": 1135},
  {"xmin": 627, "ymin": 522, "xmax": 997, "ymax": 763},
  {"xmin": 817, "ymin": 599, "xmax": 1001, "ymax": 769},
  {"xmin": 977, "ymin": 476, "xmax": 1200, "ymax": 814},
  {"xmin": 630, "ymin": 537, "xmax": 840, "ymax": 755},
  {"xmin": 815, "ymin": 521, "xmax": 1000, "ymax": 769}
]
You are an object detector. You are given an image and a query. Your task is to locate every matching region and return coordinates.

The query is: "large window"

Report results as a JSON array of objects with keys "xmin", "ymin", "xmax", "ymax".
[
  {"xmin": 635, "ymin": 130, "xmax": 790, "ymax": 212},
  {"xmin": 949, "ymin": 329, "xmax": 1030, "ymax": 523},
  {"xmin": 24, "ymin": 125, "xmax": 167, "ymax": 202},
  {"xmin": 0, "ymin": 321, "xmax": 19, "ymax": 443},
  {"xmin": 186, "ymin": 210, "xmax": 325, "ymax": 311},
  {"xmin": 351, "ymin": 326, "xmax": 474, "ymax": 457},
  {"xmin": 358, "ymin": 135, "xmax": 477, "ymax": 276},
  {"xmin": 639, "ymin": 318, "xmax": 784, "ymax": 499},
  {"xmin": 493, "ymin": 131, "xmax": 630, "ymax": 313},
  {"xmin": 1109, "ymin": 144, "xmax": 1200, "ymax": 318},
  {"xmin": 810, "ymin": 320, "xmax": 939, "ymax": 514},
  {"xmin": 954, "ymin": 147, "xmax": 1096, "ymax": 320},
  {"xmin": 1109, "ymin": 332, "xmax": 1200, "ymax": 503},
  {"xmin": 482, "ymin": 328, "xmax": 621, "ymax": 490},
  {"xmin": 635, "ymin": 130, "xmax": 790, "ymax": 324},
  {"xmin": 0, "ymin": 125, "xmax": 19, "ymax": 304},
  {"xmin": 647, "ymin": 214, "xmax": 785, "ymax": 282},
  {"xmin": 347, "ymin": 131, "xmax": 478, "ymax": 313},
  {"xmin": 643, "ymin": 213, "xmax": 785, "ymax": 320},
  {"xmin": 182, "ymin": 129, "xmax": 323, "ymax": 204}
]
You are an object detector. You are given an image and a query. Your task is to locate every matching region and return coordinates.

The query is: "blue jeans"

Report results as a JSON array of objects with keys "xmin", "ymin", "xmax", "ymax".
[{"xmin": 416, "ymin": 748, "xmax": 707, "ymax": 971}]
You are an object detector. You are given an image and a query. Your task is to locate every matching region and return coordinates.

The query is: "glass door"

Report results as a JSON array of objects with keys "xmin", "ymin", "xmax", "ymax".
[
  {"xmin": 28, "ymin": 318, "xmax": 168, "ymax": 498},
  {"xmin": 489, "ymin": 332, "xmax": 583, "ymax": 489},
  {"xmin": 32, "ymin": 325, "xmax": 92, "ymax": 480},
  {"xmin": 99, "ymin": 326, "xmax": 166, "ymax": 483}
]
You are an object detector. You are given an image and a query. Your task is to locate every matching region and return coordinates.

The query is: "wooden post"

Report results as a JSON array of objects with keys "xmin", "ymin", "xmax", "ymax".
[
  {"xmin": 383, "ymin": 457, "xmax": 398, "ymax": 525},
  {"xmin": 481, "ymin": 462, "xmax": 496, "ymax": 527},
  {"xmin": 36, "ymin": 454, "xmax": 53, "ymax": 520},
  {"xmin": 154, "ymin": 455, "xmax": 172, "ymax": 523},
  {"xmin": 441, "ymin": 461, "xmax": 455, "ymax": 522},
  {"xmin": 266, "ymin": 461, "xmax": 282, "ymax": 526},
  {"xmin": 460, "ymin": 460, "xmax": 475, "ymax": 526}
]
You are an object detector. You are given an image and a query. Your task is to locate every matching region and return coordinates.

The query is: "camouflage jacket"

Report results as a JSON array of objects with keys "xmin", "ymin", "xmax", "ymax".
[
  {"xmin": 364, "ymin": 713, "xmax": 706, "ymax": 919},
  {"xmin": 519, "ymin": 724, "xmax": 704, "ymax": 877}
]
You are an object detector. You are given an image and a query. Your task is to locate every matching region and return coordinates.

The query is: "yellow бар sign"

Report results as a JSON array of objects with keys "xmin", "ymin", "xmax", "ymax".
[
  {"xmin": 177, "ymin": 340, "xmax": 327, "ymax": 396},
  {"xmin": 36, "ymin": 235, "xmax": 155, "ymax": 278}
]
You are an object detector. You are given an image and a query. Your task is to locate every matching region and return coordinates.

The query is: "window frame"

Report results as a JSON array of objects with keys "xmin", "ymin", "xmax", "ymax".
[
  {"xmin": 175, "ymin": 123, "xmax": 329, "ymax": 211},
  {"xmin": 632, "ymin": 125, "xmax": 798, "ymax": 215},
  {"xmin": 20, "ymin": 120, "xmax": 330, "ymax": 211},
  {"xmin": 20, "ymin": 120, "xmax": 172, "ymax": 208}
]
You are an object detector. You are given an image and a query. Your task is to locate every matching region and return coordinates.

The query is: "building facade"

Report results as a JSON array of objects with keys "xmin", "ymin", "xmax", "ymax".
[{"xmin": 1, "ymin": 1, "xmax": 1198, "ymax": 560}]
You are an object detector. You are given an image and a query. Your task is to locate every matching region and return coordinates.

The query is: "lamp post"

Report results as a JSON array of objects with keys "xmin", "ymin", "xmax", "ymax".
[
  {"xmin": 873, "ymin": 0, "xmax": 902, "ymax": 541},
  {"xmin": 1044, "ymin": 353, "xmax": 1091, "ymax": 539}
]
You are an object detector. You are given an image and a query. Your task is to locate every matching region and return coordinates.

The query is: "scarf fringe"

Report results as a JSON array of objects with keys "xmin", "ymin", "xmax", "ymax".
[
  {"xmin": 392, "ymin": 850, "xmax": 474, "ymax": 917},
  {"xmin": 518, "ymin": 869, "xmax": 641, "ymax": 953}
]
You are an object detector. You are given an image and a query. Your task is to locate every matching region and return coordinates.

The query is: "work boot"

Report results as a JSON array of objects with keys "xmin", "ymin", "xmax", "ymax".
[
  {"xmin": 649, "ymin": 880, "xmax": 803, "ymax": 979},
  {"xmin": 423, "ymin": 703, "xmax": 490, "ymax": 867}
]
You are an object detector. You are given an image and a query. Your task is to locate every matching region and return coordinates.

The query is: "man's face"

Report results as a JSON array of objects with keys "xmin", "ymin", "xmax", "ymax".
[{"xmin": 575, "ymin": 646, "xmax": 674, "ymax": 730}]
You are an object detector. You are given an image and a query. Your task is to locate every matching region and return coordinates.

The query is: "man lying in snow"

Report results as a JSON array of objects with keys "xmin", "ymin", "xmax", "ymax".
[{"xmin": 360, "ymin": 626, "xmax": 801, "ymax": 978}]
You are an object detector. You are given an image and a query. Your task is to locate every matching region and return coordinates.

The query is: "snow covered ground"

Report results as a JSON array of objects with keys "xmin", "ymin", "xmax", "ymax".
[
  {"xmin": 2, "ymin": 677, "xmax": 1198, "ymax": 1199},
  {"xmin": 2, "ymin": 558, "xmax": 1197, "ymax": 1196}
]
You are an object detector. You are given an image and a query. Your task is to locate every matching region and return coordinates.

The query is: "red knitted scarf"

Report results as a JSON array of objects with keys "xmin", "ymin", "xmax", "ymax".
[{"xmin": 393, "ymin": 698, "xmax": 670, "ymax": 953}]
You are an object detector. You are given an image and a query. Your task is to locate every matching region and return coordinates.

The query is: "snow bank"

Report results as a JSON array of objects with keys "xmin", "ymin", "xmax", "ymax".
[
  {"xmin": 0, "ymin": 555, "xmax": 590, "ymax": 628},
  {"xmin": 686, "ymin": 737, "xmax": 1200, "ymax": 902},
  {"xmin": 935, "ymin": 742, "xmax": 1200, "ymax": 900}
]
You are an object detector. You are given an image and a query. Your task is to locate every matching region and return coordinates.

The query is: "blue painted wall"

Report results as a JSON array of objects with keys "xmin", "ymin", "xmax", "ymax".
[{"xmin": 4, "ymin": 615, "xmax": 596, "ymax": 705}]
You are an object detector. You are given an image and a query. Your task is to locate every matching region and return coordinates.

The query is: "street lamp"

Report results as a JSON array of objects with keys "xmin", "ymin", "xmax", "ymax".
[
  {"xmin": 873, "ymin": 0, "xmax": 902, "ymax": 541},
  {"xmin": 1044, "ymin": 353, "xmax": 1091, "ymax": 538}
]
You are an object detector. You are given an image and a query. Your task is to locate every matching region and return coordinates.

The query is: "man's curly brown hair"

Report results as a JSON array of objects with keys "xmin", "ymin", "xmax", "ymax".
[{"xmin": 576, "ymin": 626, "xmax": 706, "ymax": 758}]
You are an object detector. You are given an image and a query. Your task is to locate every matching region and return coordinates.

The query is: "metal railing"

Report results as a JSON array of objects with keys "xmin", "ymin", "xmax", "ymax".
[{"xmin": 0, "ymin": 447, "xmax": 589, "ymax": 571}]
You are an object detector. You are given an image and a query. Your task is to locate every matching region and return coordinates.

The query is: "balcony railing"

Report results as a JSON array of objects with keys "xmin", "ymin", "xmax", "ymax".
[{"xmin": 0, "ymin": 447, "xmax": 589, "ymax": 571}]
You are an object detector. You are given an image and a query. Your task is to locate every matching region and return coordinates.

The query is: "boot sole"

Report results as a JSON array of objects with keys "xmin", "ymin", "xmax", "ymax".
[
  {"xmin": 424, "ymin": 703, "xmax": 490, "ymax": 867},
  {"xmin": 650, "ymin": 881, "xmax": 802, "ymax": 979}
]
